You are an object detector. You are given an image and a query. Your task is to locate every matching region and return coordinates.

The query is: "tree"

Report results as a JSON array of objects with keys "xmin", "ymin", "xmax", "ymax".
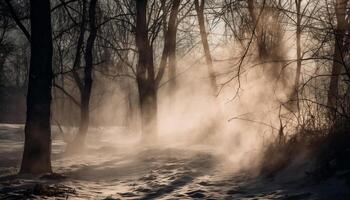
[
  {"xmin": 0, "ymin": 16, "xmax": 14, "ymax": 86},
  {"xmin": 293, "ymin": 0, "xmax": 302, "ymax": 110},
  {"xmin": 70, "ymin": 0, "xmax": 98, "ymax": 148},
  {"xmin": 20, "ymin": 0, "xmax": 53, "ymax": 174},
  {"xmin": 194, "ymin": 0, "xmax": 217, "ymax": 94},
  {"xmin": 327, "ymin": 0, "xmax": 349, "ymax": 110},
  {"xmin": 135, "ymin": 0, "xmax": 158, "ymax": 140},
  {"xmin": 134, "ymin": 0, "xmax": 188, "ymax": 139},
  {"xmin": 166, "ymin": 0, "xmax": 181, "ymax": 96},
  {"xmin": 52, "ymin": 0, "xmax": 98, "ymax": 150}
]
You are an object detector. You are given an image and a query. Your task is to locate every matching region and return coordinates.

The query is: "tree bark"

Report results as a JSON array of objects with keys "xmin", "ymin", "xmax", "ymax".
[
  {"xmin": 20, "ymin": 0, "xmax": 53, "ymax": 174},
  {"xmin": 327, "ymin": 0, "xmax": 348, "ymax": 110},
  {"xmin": 136, "ymin": 0, "xmax": 158, "ymax": 140},
  {"xmin": 194, "ymin": 0, "xmax": 217, "ymax": 94}
]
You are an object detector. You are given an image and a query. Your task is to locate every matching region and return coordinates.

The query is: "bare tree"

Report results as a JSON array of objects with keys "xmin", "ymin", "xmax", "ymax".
[
  {"xmin": 51, "ymin": 0, "xmax": 99, "ymax": 150},
  {"xmin": 70, "ymin": 0, "xmax": 98, "ymax": 147},
  {"xmin": 166, "ymin": 0, "xmax": 181, "ymax": 96},
  {"xmin": 135, "ymin": 0, "xmax": 158, "ymax": 139},
  {"xmin": 327, "ymin": 0, "xmax": 349, "ymax": 110},
  {"xmin": 20, "ymin": 0, "xmax": 53, "ymax": 174},
  {"xmin": 293, "ymin": 0, "xmax": 302, "ymax": 110},
  {"xmin": 194, "ymin": 0, "xmax": 217, "ymax": 94}
]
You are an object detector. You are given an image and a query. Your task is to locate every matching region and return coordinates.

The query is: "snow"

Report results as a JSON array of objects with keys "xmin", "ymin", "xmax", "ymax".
[{"xmin": 0, "ymin": 124, "xmax": 349, "ymax": 199}]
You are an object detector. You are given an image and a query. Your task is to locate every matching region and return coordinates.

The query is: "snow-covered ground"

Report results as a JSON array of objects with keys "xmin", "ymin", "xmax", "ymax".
[{"xmin": 0, "ymin": 124, "xmax": 349, "ymax": 199}]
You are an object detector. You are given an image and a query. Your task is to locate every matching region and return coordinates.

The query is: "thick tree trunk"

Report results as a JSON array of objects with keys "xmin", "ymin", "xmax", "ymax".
[
  {"xmin": 136, "ymin": 0, "xmax": 158, "ymax": 139},
  {"xmin": 194, "ymin": 0, "xmax": 217, "ymax": 94},
  {"xmin": 20, "ymin": 0, "xmax": 53, "ymax": 174},
  {"xmin": 138, "ymin": 82, "xmax": 158, "ymax": 141},
  {"xmin": 73, "ymin": 0, "xmax": 98, "ymax": 145}
]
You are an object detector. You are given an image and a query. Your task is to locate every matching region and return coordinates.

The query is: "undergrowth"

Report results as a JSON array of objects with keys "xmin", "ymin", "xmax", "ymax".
[{"xmin": 260, "ymin": 115, "xmax": 350, "ymax": 184}]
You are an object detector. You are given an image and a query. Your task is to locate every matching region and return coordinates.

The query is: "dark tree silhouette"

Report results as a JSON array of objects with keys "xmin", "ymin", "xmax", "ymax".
[
  {"xmin": 70, "ymin": 0, "xmax": 98, "ymax": 148},
  {"xmin": 135, "ymin": 0, "xmax": 158, "ymax": 140},
  {"xmin": 20, "ymin": 0, "xmax": 53, "ymax": 174}
]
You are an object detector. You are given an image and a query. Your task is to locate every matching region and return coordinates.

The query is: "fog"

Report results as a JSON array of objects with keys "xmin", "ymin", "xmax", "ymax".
[{"xmin": 1, "ymin": 0, "xmax": 350, "ymax": 199}]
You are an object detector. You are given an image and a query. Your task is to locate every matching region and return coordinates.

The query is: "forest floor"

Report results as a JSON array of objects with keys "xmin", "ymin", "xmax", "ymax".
[{"xmin": 0, "ymin": 124, "xmax": 349, "ymax": 199}]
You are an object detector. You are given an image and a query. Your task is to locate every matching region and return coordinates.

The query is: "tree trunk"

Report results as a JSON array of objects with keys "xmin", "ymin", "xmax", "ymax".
[
  {"xmin": 73, "ymin": 0, "xmax": 98, "ymax": 145},
  {"xmin": 20, "ymin": 0, "xmax": 53, "ymax": 174},
  {"xmin": 292, "ymin": 0, "xmax": 302, "ymax": 110},
  {"xmin": 136, "ymin": 0, "xmax": 158, "ymax": 140},
  {"xmin": 247, "ymin": 0, "xmax": 264, "ymax": 59},
  {"xmin": 328, "ymin": 32, "xmax": 344, "ymax": 109},
  {"xmin": 138, "ymin": 82, "xmax": 158, "ymax": 141},
  {"xmin": 0, "ymin": 55, "xmax": 5, "ymax": 86},
  {"xmin": 327, "ymin": 0, "xmax": 348, "ymax": 110},
  {"xmin": 194, "ymin": 0, "xmax": 217, "ymax": 94},
  {"xmin": 167, "ymin": 0, "xmax": 181, "ymax": 96}
]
